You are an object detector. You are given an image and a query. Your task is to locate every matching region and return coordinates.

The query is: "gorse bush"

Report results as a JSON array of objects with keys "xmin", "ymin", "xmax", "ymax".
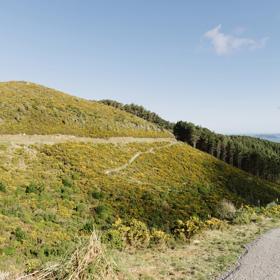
[
  {"xmin": 102, "ymin": 218, "xmax": 169, "ymax": 249},
  {"xmin": 102, "ymin": 228, "xmax": 125, "ymax": 250},
  {"xmin": 126, "ymin": 219, "xmax": 150, "ymax": 249},
  {"xmin": 205, "ymin": 218, "xmax": 228, "ymax": 230},
  {"xmin": 102, "ymin": 203, "xmax": 278, "ymax": 252},
  {"xmin": 150, "ymin": 229, "xmax": 170, "ymax": 248},
  {"xmin": 173, "ymin": 216, "xmax": 205, "ymax": 240},
  {"xmin": 260, "ymin": 204, "xmax": 280, "ymax": 218}
]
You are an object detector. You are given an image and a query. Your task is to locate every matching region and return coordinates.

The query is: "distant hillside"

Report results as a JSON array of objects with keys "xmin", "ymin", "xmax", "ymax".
[
  {"xmin": 0, "ymin": 81, "xmax": 170, "ymax": 138},
  {"xmin": 1, "ymin": 140, "xmax": 280, "ymax": 271},
  {"xmin": 254, "ymin": 134, "xmax": 280, "ymax": 143},
  {"xmin": 174, "ymin": 122, "xmax": 280, "ymax": 182},
  {"xmin": 99, "ymin": 99, "xmax": 174, "ymax": 130},
  {"xmin": 98, "ymin": 100, "xmax": 280, "ymax": 182}
]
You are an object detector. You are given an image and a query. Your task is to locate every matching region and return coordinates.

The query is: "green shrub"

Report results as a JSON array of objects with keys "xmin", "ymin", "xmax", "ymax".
[
  {"xmin": 1, "ymin": 246, "xmax": 15, "ymax": 256},
  {"xmin": 103, "ymin": 218, "xmax": 150, "ymax": 249},
  {"xmin": 94, "ymin": 205, "xmax": 111, "ymax": 220},
  {"xmin": 233, "ymin": 206, "xmax": 258, "ymax": 225},
  {"xmin": 25, "ymin": 259, "xmax": 41, "ymax": 273},
  {"xmin": 173, "ymin": 216, "xmax": 204, "ymax": 240},
  {"xmin": 75, "ymin": 203, "xmax": 87, "ymax": 213},
  {"xmin": 25, "ymin": 182, "xmax": 44, "ymax": 195},
  {"xmin": 60, "ymin": 186, "xmax": 72, "ymax": 200},
  {"xmin": 150, "ymin": 229, "xmax": 170, "ymax": 248},
  {"xmin": 82, "ymin": 221, "xmax": 94, "ymax": 233},
  {"xmin": 62, "ymin": 177, "xmax": 73, "ymax": 188},
  {"xmin": 14, "ymin": 227, "xmax": 26, "ymax": 242},
  {"xmin": 0, "ymin": 182, "xmax": 6, "ymax": 192},
  {"xmin": 91, "ymin": 191, "xmax": 104, "ymax": 200},
  {"xmin": 260, "ymin": 205, "xmax": 280, "ymax": 218},
  {"xmin": 126, "ymin": 219, "xmax": 150, "ymax": 248},
  {"xmin": 42, "ymin": 212, "xmax": 57, "ymax": 223},
  {"xmin": 102, "ymin": 229, "xmax": 125, "ymax": 250}
]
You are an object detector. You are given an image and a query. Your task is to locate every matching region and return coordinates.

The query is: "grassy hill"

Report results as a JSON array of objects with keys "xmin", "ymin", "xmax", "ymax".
[
  {"xmin": 99, "ymin": 99, "xmax": 174, "ymax": 130},
  {"xmin": 1, "ymin": 81, "xmax": 280, "ymax": 277},
  {"xmin": 0, "ymin": 140, "xmax": 280, "ymax": 272},
  {"xmin": 0, "ymin": 81, "xmax": 170, "ymax": 138}
]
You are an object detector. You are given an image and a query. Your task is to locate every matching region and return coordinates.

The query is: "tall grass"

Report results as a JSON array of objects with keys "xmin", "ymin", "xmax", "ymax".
[{"xmin": 17, "ymin": 231, "xmax": 117, "ymax": 280}]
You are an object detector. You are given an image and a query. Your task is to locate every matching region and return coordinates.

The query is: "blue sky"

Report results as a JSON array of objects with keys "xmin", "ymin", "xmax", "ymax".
[{"xmin": 0, "ymin": 1, "xmax": 279, "ymax": 134}]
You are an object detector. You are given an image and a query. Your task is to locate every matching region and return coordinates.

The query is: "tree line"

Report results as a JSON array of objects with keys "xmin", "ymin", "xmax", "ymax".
[
  {"xmin": 100, "ymin": 99, "xmax": 280, "ymax": 183},
  {"xmin": 174, "ymin": 121, "xmax": 280, "ymax": 182},
  {"xmin": 99, "ymin": 99, "xmax": 174, "ymax": 130}
]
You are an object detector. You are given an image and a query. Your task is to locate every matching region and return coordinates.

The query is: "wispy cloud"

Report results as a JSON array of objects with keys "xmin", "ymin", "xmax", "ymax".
[{"xmin": 204, "ymin": 25, "xmax": 268, "ymax": 55}]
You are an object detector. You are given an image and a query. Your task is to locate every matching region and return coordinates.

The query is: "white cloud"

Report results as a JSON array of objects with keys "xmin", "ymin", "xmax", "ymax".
[
  {"xmin": 232, "ymin": 26, "xmax": 246, "ymax": 35},
  {"xmin": 204, "ymin": 25, "xmax": 268, "ymax": 55}
]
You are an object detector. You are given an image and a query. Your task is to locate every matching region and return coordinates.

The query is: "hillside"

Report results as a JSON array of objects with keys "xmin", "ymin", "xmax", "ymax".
[
  {"xmin": 96, "ymin": 99, "xmax": 280, "ymax": 183},
  {"xmin": 174, "ymin": 121, "xmax": 280, "ymax": 182},
  {"xmin": 1, "ymin": 139, "xmax": 280, "ymax": 272},
  {"xmin": 1, "ymin": 82, "xmax": 280, "ymax": 277},
  {"xmin": 99, "ymin": 99, "xmax": 174, "ymax": 130},
  {"xmin": 0, "ymin": 81, "xmax": 170, "ymax": 138}
]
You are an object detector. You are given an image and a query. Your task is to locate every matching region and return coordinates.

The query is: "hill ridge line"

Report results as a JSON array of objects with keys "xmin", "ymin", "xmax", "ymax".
[{"xmin": 0, "ymin": 134, "xmax": 175, "ymax": 145}]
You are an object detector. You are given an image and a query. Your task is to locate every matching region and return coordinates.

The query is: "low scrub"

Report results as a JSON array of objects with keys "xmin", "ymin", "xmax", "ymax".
[
  {"xmin": 233, "ymin": 206, "xmax": 259, "ymax": 225},
  {"xmin": 1, "ymin": 141, "xmax": 280, "ymax": 272},
  {"xmin": 102, "ymin": 218, "xmax": 155, "ymax": 250},
  {"xmin": 173, "ymin": 217, "xmax": 205, "ymax": 240},
  {"xmin": 0, "ymin": 81, "xmax": 169, "ymax": 138}
]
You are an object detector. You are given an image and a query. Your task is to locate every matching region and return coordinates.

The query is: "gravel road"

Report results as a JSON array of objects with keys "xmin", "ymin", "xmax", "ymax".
[{"xmin": 223, "ymin": 228, "xmax": 280, "ymax": 280}]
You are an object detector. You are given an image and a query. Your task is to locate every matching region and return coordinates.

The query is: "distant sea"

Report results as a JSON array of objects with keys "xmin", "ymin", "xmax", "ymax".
[{"xmin": 253, "ymin": 134, "xmax": 280, "ymax": 143}]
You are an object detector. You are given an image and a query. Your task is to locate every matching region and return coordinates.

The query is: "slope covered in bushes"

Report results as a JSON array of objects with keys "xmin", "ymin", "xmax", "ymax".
[
  {"xmin": 174, "ymin": 121, "xmax": 280, "ymax": 182},
  {"xmin": 0, "ymin": 81, "xmax": 170, "ymax": 138},
  {"xmin": 99, "ymin": 99, "xmax": 174, "ymax": 130},
  {"xmin": 0, "ymin": 140, "xmax": 280, "ymax": 271}
]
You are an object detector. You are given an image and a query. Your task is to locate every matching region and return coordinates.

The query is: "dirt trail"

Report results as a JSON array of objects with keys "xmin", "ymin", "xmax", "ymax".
[
  {"xmin": 222, "ymin": 228, "xmax": 280, "ymax": 280},
  {"xmin": 0, "ymin": 134, "xmax": 175, "ymax": 145},
  {"xmin": 104, "ymin": 142, "xmax": 176, "ymax": 175}
]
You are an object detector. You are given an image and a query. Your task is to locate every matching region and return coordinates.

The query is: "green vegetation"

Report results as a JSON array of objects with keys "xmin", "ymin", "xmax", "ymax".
[
  {"xmin": 96, "ymin": 99, "xmax": 280, "ymax": 184},
  {"xmin": 174, "ymin": 121, "xmax": 280, "ymax": 182},
  {"xmin": 0, "ymin": 140, "xmax": 280, "ymax": 274},
  {"xmin": 100, "ymin": 99, "xmax": 174, "ymax": 130},
  {"xmin": 1, "ymin": 82, "xmax": 280, "ymax": 278},
  {"xmin": 0, "ymin": 81, "xmax": 170, "ymax": 138},
  {"xmin": 113, "ymin": 205, "xmax": 280, "ymax": 280}
]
